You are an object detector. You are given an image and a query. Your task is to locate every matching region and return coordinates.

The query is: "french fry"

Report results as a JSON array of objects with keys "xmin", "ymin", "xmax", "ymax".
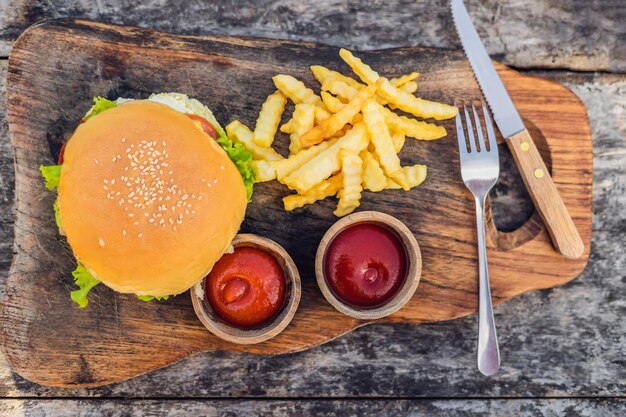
[
  {"xmin": 311, "ymin": 65, "xmax": 364, "ymax": 90},
  {"xmin": 252, "ymin": 90, "xmax": 287, "ymax": 147},
  {"xmin": 314, "ymin": 106, "xmax": 331, "ymax": 124},
  {"xmin": 274, "ymin": 138, "xmax": 337, "ymax": 180},
  {"xmin": 401, "ymin": 81, "xmax": 418, "ymax": 94},
  {"xmin": 386, "ymin": 164, "xmax": 427, "ymax": 189},
  {"xmin": 289, "ymin": 103, "xmax": 316, "ymax": 154},
  {"xmin": 225, "ymin": 121, "xmax": 283, "ymax": 161},
  {"xmin": 361, "ymin": 100, "xmax": 402, "ymax": 178},
  {"xmin": 385, "ymin": 82, "xmax": 419, "ymax": 109},
  {"xmin": 273, "ymin": 74, "xmax": 321, "ymax": 105},
  {"xmin": 322, "ymin": 77, "xmax": 400, "ymax": 109},
  {"xmin": 322, "ymin": 77, "xmax": 359, "ymax": 101},
  {"xmin": 252, "ymin": 160, "xmax": 277, "ymax": 182},
  {"xmin": 320, "ymin": 91, "xmax": 345, "ymax": 114},
  {"xmin": 390, "ymin": 130, "xmax": 406, "ymax": 153},
  {"xmin": 283, "ymin": 173, "xmax": 343, "ymax": 211},
  {"xmin": 361, "ymin": 151, "xmax": 387, "ymax": 192},
  {"xmin": 402, "ymin": 164, "xmax": 428, "ymax": 187},
  {"xmin": 334, "ymin": 151, "xmax": 363, "ymax": 217},
  {"xmin": 300, "ymin": 80, "xmax": 381, "ymax": 148},
  {"xmin": 383, "ymin": 107, "xmax": 447, "ymax": 140},
  {"xmin": 390, "ymin": 72, "xmax": 419, "ymax": 87},
  {"xmin": 280, "ymin": 119, "xmax": 294, "ymax": 134},
  {"xmin": 339, "ymin": 49, "xmax": 457, "ymax": 120},
  {"xmin": 272, "ymin": 74, "xmax": 331, "ymax": 124},
  {"xmin": 283, "ymin": 123, "xmax": 368, "ymax": 193}
]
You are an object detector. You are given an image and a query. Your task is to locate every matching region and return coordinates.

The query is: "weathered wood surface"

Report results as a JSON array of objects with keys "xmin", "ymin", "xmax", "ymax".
[
  {"xmin": 0, "ymin": 66, "xmax": 623, "ymax": 400},
  {"xmin": 0, "ymin": 65, "xmax": 626, "ymax": 406},
  {"xmin": 0, "ymin": 8, "xmax": 623, "ymax": 417},
  {"xmin": 1, "ymin": 399, "xmax": 625, "ymax": 417},
  {"xmin": 0, "ymin": 0, "xmax": 624, "ymax": 72},
  {"xmin": 0, "ymin": 19, "xmax": 593, "ymax": 387}
]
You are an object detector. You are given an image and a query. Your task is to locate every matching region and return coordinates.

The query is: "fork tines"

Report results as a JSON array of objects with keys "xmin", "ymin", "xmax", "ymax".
[{"xmin": 455, "ymin": 99, "xmax": 498, "ymax": 155}]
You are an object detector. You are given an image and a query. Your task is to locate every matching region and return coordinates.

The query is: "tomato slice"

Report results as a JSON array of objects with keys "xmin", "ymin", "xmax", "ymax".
[
  {"xmin": 58, "ymin": 141, "xmax": 68, "ymax": 164},
  {"xmin": 186, "ymin": 114, "xmax": 219, "ymax": 139}
]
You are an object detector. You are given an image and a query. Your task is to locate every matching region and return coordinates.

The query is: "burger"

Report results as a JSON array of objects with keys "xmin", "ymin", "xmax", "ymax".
[{"xmin": 40, "ymin": 93, "xmax": 255, "ymax": 307}]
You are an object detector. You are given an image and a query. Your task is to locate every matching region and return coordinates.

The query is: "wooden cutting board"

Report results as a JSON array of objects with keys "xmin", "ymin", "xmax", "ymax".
[{"xmin": 0, "ymin": 19, "xmax": 592, "ymax": 388}]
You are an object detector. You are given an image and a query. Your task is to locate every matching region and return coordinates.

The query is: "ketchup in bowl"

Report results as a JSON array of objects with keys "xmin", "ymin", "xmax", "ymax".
[
  {"xmin": 205, "ymin": 247, "xmax": 286, "ymax": 328},
  {"xmin": 324, "ymin": 222, "xmax": 407, "ymax": 308}
]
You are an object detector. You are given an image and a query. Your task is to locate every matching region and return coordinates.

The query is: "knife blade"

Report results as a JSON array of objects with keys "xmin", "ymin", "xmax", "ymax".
[
  {"xmin": 451, "ymin": 0, "xmax": 525, "ymax": 138},
  {"xmin": 451, "ymin": 0, "xmax": 585, "ymax": 259}
]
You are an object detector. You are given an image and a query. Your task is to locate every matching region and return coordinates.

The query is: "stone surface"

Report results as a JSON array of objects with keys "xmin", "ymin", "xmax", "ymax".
[
  {"xmin": 0, "ymin": 0, "xmax": 624, "ymax": 71},
  {"xmin": 1, "ymin": 399, "xmax": 625, "ymax": 416}
]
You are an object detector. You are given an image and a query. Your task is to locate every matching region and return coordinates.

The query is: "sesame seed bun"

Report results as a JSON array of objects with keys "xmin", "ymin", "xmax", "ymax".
[{"xmin": 57, "ymin": 100, "xmax": 247, "ymax": 297}]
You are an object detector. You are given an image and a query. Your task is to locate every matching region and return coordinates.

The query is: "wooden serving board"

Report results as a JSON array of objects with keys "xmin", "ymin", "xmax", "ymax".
[{"xmin": 1, "ymin": 19, "xmax": 592, "ymax": 388}]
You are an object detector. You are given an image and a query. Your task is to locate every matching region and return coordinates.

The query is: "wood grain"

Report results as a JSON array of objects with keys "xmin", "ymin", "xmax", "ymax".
[
  {"xmin": 0, "ymin": 19, "xmax": 592, "ymax": 388},
  {"xmin": 1, "ymin": 0, "xmax": 624, "ymax": 72},
  {"xmin": 507, "ymin": 129, "xmax": 585, "ymax": 259}
]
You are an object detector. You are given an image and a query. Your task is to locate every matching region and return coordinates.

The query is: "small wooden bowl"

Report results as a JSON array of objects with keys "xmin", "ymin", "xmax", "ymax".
[
  {"xmin": 191, "ymin": 234, "xmax": 301, "ymax": 344},
  {"xmin": 315, "ymin": 211, "xmax": 422, "ymax": 320}
]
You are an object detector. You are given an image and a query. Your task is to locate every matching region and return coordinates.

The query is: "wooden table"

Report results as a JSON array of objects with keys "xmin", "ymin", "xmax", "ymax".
[{"xmin": 0, "ymin": 1, "xmax": 624, "ymax": 415}]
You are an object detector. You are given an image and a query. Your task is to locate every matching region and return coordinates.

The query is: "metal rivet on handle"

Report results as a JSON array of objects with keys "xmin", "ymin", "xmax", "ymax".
[
  {"xmin": 534, "ymin": 168, "xmax": 544, "ymax": 178},
  {"xmin": 520, "ymin": 142, "xmax": 530, "ymax": 152}
]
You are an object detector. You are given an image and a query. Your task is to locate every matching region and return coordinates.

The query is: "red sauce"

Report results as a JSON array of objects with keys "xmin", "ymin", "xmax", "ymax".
[
  {"xmin": 324, "ymin": 223, "xmax": 407, "ymax": 308},
  {"xmin": 187, "ymin": 114, "xmax": 219, "ymax": 139},
  {"xmin": 58, "ymin": 141, "xmax": 67, "ymax": 164},
  {"xmin": 206, "ymin": 247, "xmax": 286, "ymax": 328}
]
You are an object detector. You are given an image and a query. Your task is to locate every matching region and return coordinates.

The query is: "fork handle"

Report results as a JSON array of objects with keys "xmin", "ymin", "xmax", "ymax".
[
  {"xmin": 507, "ymin": 129, "xmax": 585, "ymax": 259},
  {"xmin": 474, "ymin": 195, "xmax": 500, "ymax": 376}
]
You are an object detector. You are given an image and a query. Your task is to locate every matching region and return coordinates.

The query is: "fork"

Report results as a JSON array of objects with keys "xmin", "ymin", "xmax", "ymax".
[{"xmin": 455, "ymin": 99, "xmax": 501, "ymax": 376}]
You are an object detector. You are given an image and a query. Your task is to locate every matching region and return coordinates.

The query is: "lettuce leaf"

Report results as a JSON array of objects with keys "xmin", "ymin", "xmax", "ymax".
[
  {"xmin": 137, "ymin": 295, "xmax": 170, "ymax": 302},
  {"xmin": 216, "ymin": 129, "xmax": 255, "ymax": 200},
  {"xmin": 40, "ymin": 164, "xmax": 61, "ymax": 190},
  {"xmin": 82, "ymin": 97, "xmax": 117, "ymax": 121},
  {"xmin": 70, "ymin": 262, "xmax": 101, "ymax": 308},
  {"xmin": 53, "ymin": 199, "xmax": 62, "ymax": 231}
]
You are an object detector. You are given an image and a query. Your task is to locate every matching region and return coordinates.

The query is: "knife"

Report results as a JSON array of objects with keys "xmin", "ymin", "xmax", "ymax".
[{"xmin": 451, "ymin": 0, "xmax": 584, "ymax": 259}]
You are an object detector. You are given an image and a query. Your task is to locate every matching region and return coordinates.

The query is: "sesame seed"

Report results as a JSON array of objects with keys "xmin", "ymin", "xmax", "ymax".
[
  {"xmin": 138, "ymin": 233, "xmax": 143, "ymax": 238},
  {"xmin": 213, "ymin": 179, "xmax": 218, "ymax": 184},
  {"xmin": 94, "ymin": 159, "xmax": 99, "ymax": 165},
  {"xmin": 220, "ymin": 165, "xmax": 225, "ymax": 170},
  {"xmin": 98, "ymin": 238, "xmax": 105, "ymax": 247},
  {"xmin": 122, "ymin": 229, "xmax": 126, "ymax": 235}
]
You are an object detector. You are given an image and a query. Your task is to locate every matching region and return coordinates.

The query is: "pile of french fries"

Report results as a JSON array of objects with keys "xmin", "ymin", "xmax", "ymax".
[{"xmin": 226, "ymin": 49, "xmax": 458, "ymax": 217}]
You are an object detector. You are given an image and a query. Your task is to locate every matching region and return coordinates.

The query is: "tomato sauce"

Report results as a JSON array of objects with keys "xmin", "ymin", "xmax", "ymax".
[
  {"xmin": 187, "ymin": 114, "xmax": 219, "ymax": 139},
  {"xmin": 324, "ymin": 223, "xmax": 407, "ymax": 308},
  {"xmin": 205, "ymin": 247, "xmax": 286, "ymax": 328}
]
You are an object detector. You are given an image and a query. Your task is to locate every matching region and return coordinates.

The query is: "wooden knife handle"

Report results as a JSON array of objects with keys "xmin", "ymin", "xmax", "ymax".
[{"xmin": 507, "ymin": 129, "xmax": 584, "ymax": 259}]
